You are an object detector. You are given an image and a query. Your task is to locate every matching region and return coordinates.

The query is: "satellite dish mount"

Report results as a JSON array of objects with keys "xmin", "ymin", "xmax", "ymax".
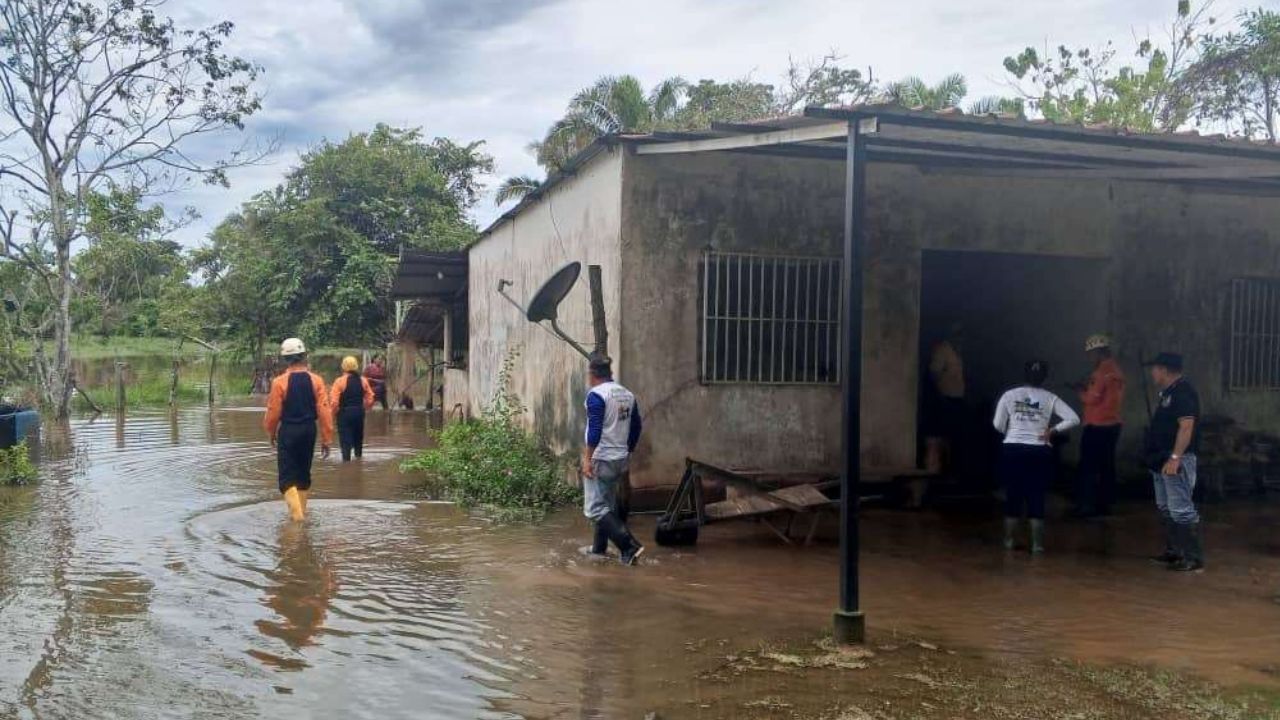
[{"xmin": 497, "ymin": 262, "xmax": 594, "ymax": 359}]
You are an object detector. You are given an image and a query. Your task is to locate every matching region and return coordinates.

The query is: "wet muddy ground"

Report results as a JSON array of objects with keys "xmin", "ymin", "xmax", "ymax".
[{"xmin": 1, "ymin": 407, "xmax": 1279, "ymax": 719}]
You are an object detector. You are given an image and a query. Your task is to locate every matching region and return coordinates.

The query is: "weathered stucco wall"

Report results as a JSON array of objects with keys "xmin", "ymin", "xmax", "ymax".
[
  {"xmin": 468, "ymin": 148, "xmax": 624, "ymax": 455},
  {"xmin": 867, "ymin": 166, "xmax": 1280, "ymax": 462},
  {"xmin": 619, "ymin": 149, "xmax": 1280, "ymax": 492},
  {"xmin": 1110, "ymin": 183, "xmax": 1280, "ymax": 434},
  {"xmin": 619, "ymin": 152, "xmax": 847, "ymax": 491}
]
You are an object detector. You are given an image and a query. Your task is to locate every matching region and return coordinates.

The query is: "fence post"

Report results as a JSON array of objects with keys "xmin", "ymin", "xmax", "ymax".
[
  {"xmin": 168, "ymin": 358, "xmax": 180, "ymax": 408},
  {"xmin": 114, "ymin": 361, "xmax": 126, "ymax": 415},
  {"xmin": 207, "ymin": 352, "xmax": 217, "ymax": 408}
]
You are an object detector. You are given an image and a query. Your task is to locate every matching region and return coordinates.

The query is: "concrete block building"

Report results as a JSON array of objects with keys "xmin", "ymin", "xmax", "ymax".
[{"xmin": 429, "ymin": 105, "xmax": 1280, "ymax": 498}]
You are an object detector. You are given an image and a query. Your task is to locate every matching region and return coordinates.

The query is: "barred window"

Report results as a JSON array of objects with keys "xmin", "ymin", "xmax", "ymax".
[
  {"xmin": 700, "ymin": 251, "xmax": 842, "ymax": 384},
  {"xmin": 1228, "ymin": 277, "xmax": 1280, "ymax": 391}
]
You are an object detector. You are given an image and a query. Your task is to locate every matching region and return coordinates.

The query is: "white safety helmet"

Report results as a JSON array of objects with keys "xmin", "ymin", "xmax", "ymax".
[
  {"xmin": 1084, "ymin": 334, "xmax": 1111, "ymax": 352},
  {"xmin": 279, "ymin": 337, "xmax": 307, "ymax": 356}
]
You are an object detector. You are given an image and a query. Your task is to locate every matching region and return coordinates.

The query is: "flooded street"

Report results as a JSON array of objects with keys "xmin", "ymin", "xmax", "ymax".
[{"xmin": 1, "ymin": 407, "xmax": 1279, "ymax": 719}]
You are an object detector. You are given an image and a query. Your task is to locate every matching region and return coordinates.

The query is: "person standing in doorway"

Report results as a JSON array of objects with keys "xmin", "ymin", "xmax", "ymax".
[
  {"xmin": 993, "ymin": 360, "xmax": 1080, "ymax": 553},
  {"xmin": 264, "ymin": 338, "xmax": 333, "ymax": 521},
  {"xmin": 581, "ymin": 354, "xmax": 645, "ymax": 566},
  {"xmin": 1144, "ymin": 353, "xmax": 1204, "ymax": 573},
  {"xmin": 925, "ymin": 323, "xmax": 966, "ymax": 476},
  {"xmin": 330, "ymin": 356, "xmax": 374, "ymax": 462},
  {"xmin": 363, "ymin": 355, "xmax": 388, "ymax": 410},
  {"xmin": 1072, "ymin": 334, "xmax": 1126, "ymax": 517}
]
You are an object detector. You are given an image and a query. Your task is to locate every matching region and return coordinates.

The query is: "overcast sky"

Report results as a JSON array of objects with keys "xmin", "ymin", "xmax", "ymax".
[{"xmin": 164, "ymin": 0, "xmax": 1255, "ymax": 246}]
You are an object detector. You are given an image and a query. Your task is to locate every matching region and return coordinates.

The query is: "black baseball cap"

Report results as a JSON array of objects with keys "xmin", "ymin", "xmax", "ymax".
[{"xmin": 1143, "ymin": 352, "xmax": 1184, "ymax": 371}]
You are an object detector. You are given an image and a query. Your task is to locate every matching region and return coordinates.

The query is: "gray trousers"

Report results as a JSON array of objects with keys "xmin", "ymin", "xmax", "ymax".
[{"xmin": 583, "ymin": 458, "xmax": 628, "ymax": 521}]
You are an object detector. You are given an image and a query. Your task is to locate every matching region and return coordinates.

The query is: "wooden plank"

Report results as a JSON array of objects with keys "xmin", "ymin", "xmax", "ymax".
[{"xmin": 771, "ymin": 484, "xmax": 835, "ymax": 508}]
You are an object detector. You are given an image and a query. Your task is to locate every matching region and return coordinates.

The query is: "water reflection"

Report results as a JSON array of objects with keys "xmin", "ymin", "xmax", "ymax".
[{"xmin": 255, "ymin": 522, "xmax": 337, "ymax": 666}]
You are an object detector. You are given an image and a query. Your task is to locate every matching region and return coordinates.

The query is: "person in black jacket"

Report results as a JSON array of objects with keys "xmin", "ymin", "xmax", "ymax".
[
  {"xmin": 1144, "ymin": 353, "xmax": 1204, "ymax": 573},
  {"xmin": 330, "ymin": 356, "xmax": 375, "ymax": 462}
]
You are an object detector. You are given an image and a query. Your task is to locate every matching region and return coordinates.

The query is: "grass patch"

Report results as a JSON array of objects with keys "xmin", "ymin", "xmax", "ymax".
[
  {"xmin": 400, "ymin": 349, "xmax": 579, "ymax": 520},
  {"xmin": 75, "ymin": 373, "xmax": 220, "ymax": 411},
  {"xmin": 0, "ymin": 441, "xmax": 37, "ymax": 486}
]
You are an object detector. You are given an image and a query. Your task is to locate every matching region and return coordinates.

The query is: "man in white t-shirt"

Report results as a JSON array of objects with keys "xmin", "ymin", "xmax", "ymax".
[{"xmin": 993, "ymin": 360, "xmax": 1080, "ymax": 553}]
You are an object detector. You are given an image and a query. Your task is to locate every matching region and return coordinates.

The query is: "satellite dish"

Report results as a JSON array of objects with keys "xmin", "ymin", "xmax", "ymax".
[
  {"xmin": 494, "ymin": 261, "xmax": 592, "ymax": 359},
  {"xmin": 526, "ymin": 262, "xmax": 581, "ymax": 323}
]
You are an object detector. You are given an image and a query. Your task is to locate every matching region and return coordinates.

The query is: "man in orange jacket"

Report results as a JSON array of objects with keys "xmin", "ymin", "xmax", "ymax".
[
  {"xmin": 264, "ymin": 338, "xmax": 333, "ymax": 521},
  {"xmin": 1073, "ymin": 334, "xmax": 1126, "ymax": 517}
]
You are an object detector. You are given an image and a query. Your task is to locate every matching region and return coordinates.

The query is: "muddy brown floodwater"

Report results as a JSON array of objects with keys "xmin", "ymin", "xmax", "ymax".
[{"xmin": 1, "ymin": 406, "xmax": 1279, "ymax": 719}]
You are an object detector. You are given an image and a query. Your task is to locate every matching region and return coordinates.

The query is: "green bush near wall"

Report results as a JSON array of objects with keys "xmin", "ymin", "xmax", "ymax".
[{"xmin": 400, "ymin": 350, "xmax": 579, "ymax": 520}]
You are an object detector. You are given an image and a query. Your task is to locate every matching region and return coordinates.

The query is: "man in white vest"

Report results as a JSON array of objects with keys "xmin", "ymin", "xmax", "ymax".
[{"xmin": 580, "ymin": 353, "xmax": 645, "ymax": 565}]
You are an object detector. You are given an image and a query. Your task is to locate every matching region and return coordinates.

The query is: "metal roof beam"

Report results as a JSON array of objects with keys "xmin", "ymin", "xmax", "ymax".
[
  {"xmin": 921, "ymin": 163, "xmax": 1280, "ymax": 181},
  {"xmin": 866, "ymin": 137, "xmax": 1178, "ymax": 169},
  {"xmin": 807, "ymin": 106, "xmax": 1280, "ymax": 162},
  {"xmin": 634, "ymin": 122, "xmax": 848, "ymax": 155}
]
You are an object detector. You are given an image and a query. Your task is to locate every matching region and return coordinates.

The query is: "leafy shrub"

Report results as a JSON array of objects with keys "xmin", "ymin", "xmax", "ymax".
[
  {"xmin": 400, "ymin": 350, "xmax": 578, "ymax": 519},
  {"xmin": 0, "ymin": 442, "xmax": 37, "ymax": 486}
]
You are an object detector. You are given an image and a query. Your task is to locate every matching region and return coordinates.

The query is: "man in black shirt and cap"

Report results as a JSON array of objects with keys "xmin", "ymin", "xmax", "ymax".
[{"xmin": 1143, "ymin": 352, "xmax": 1204, "ymax": 573}]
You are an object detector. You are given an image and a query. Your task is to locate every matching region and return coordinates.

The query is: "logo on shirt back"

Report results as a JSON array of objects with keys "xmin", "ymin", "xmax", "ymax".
[{"xmin": 1013, "ymin": 396, "xmax": 1044, "ymax": 421}]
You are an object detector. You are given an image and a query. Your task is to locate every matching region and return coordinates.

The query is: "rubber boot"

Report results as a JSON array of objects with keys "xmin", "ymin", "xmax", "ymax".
[
  {"xmin": 1151, "ymin": 514, "xmax": 1181, "ymax": 565},
  {"xmin": 1170, "ymin": 523, "xmax": 1205, "ymax": 572},
  {"xmin": 1002, "ymin": 517, "xmax": 1018, "ymax": 551},
  {"xmin": 590, "ymin": 521, "xmax": 609, "ymax": 555},
  {"xmin": 1029, "ymin": 519, "xmax": 1045, "ymax": 555},
  {"xmin": 601, "ymin": 507, "xmax": 637, "ymax": 550},
  {"xmin": 283, "ymin": 486, "xmax": 305, "ymax": 522}
]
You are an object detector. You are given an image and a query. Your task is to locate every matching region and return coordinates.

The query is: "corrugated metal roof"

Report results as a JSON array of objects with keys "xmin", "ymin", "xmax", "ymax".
[{"xmin": 390, "ymin": 250, "xmax": 467, "ymax": 301}]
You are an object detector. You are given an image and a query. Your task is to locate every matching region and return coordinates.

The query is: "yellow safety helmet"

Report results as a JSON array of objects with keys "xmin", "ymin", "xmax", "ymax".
[
  {"xmin": 341, "ymin": 356, "xmax": 359, "ymax": 373},
  {"xmin": 1084, "ymin": 334, "xmax": 1111, "ymax": 352}
]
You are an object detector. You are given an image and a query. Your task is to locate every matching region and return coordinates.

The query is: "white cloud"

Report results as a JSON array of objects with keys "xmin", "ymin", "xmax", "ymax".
[{"xmin": 153, "ymin": 0, "xmax": 1255, "ymax": 245}]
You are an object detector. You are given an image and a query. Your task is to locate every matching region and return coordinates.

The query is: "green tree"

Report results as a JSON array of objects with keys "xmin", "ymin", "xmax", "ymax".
[
  {"xmin": 530, "ymin": 75, "xmax": 689, "ymax": 172},
  {"xmin": 509, "ymin": 53, "xmax": 881, "ymax": 193},
  {"xmin": 494, "ymin": 176, "xmax": 542, "ymax": 205},
  {"xmin": 1002, "ymin": 1, "xmax": 1211, "ymax": 131},
  {"xmin": 669, "ymin": 78, "xmax": 776, "ymax": 130},
  {"xmin": 0, "ymin": 0, "xmax": 264, "ymax": 416},
  {"xmin": 199, "ymin": 125, "xmax": 491, "ymax": 353},
  {"xmin": 1183, "ymin": 8, "xmax": 1280, "ymax": 141},
  {"xmin": 192, "ymin": 204, "xmax": 292, "ymax": 359},
  {"xmin": 71, "ymin": 190, "xmax": 192, "ymax": 337}
]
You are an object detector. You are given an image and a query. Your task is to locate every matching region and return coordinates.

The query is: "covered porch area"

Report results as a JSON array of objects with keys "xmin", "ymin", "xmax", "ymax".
[
  {"xmin": 389, "ymin": 250, "xmax": 468, "ymax": 413},
  {"xmin": 628, "ymin": 104, "xmax": 1280, "ymax": 641}
]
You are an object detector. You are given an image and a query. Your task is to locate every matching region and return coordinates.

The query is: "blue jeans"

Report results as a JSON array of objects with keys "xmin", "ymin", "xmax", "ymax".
[{"xmin": 1151, "ymin": 453, "xmax": 1199, "ymax": 524}]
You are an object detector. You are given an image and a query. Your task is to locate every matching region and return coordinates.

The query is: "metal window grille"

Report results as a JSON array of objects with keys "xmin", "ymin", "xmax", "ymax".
[
  {"xmin": 1228, "ymin": 277, "xmax": 1280, "ymax": 391},
  {"xmin": 700, "ymin": 251, "xmax": 842, "ymax": 385}
]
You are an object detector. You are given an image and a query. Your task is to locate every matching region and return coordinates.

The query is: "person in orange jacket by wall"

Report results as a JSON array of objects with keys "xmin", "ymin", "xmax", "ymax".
[
  {"xmin": 1071, "ymin": 334, "xmax": 1126, "ymax": 517},
  {"xmin": 330, "ymin": 356, "xmax": 375, "ymax": 462},
  {"xmin": 264, "ymin": 338, "xmax": 333, "ymax": 521}
]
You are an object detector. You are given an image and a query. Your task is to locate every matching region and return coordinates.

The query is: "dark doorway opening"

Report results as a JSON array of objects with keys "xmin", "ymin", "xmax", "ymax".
[{"xmin": 918, "ymin": 250, "xmax": 1111, "ymax": 492}]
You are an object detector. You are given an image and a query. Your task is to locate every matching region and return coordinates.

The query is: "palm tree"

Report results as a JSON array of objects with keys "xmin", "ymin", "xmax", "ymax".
[
  {"xmin": 532, "ymin": 75, "xmax": 688, "ymax": 171},
  {"xmin": 494, "ymin": 175, "xmax": 542, "ymax": 206},
  {"xmin": 887, "ymin": 74, "xmax": 969, "ymax": 110},
  {"xmin": 968, "ymin": 96, "xmax": 1026, "ymax": 117}
]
